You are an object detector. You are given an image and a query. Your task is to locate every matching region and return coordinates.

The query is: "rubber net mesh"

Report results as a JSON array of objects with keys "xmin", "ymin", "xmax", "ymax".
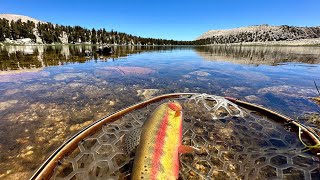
[{"xmin": 50, "ymin": 94, "xmax": 320, "ymax": 179}]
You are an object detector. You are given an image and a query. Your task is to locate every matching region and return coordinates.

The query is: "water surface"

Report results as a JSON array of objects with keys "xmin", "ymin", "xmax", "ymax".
[{"xmin": 0, "ymin": 45, "xmax": 320, "ymax": 179}]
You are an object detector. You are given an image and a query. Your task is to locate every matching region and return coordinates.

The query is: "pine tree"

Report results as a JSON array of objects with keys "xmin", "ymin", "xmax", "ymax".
[
  {"xmin": 10, "ymin": 20, "xmax": 19, "ymax": 39},
  {"xmin": 0, "ymin": 19, "xmax": 5, "ymax": 41},
  {"xmin": 85, "ymin": 29, "xmax": 90, "ymax": 43},
  {"xmin": 91, "ymin": 28, "xmax": 97, "ymax": 44}
]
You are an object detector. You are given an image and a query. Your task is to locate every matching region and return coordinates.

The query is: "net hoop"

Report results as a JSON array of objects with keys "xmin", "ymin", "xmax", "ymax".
[{"xmin": 30, "ymin": 93, "xmax": 320, "ymax": 180}]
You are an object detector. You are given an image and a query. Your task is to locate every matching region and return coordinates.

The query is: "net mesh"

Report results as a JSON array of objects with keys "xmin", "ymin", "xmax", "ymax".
[{"xmin": 50, "ymin": 94, "xmax": 320, "ymax": 180}]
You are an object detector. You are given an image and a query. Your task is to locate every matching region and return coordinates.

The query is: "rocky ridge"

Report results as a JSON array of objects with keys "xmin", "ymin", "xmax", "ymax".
[
  {"xmin": 0, "ymin": 14, "xmax": 45, "ymax": 24},
  {"xmin": 1, "ymin": 14, "xmax": 320, "ymax": 45},
  {"xmin": 0, "ymin": 14, "xmax": 45, "ymax": 44},
  {"xmin": 197, "ymin": 25, "xmax": 320, "ymax": 44}
]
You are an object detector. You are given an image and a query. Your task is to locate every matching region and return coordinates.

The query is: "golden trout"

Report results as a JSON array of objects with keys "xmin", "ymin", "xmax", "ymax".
[{"xmin": 129, "ymin": 101, "xmax": 197, "ymax": 180}]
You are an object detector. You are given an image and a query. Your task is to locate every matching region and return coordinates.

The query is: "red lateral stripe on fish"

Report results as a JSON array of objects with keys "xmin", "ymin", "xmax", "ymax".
[{"xmin": 151, "ymin": 110, "xmax": 169, "ymax": 180}]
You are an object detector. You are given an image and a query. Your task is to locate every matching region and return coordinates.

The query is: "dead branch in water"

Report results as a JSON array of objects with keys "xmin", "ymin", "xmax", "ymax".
[{"xmin": 314, "ymin": 80, "xmax": 320, "ymax": 96}]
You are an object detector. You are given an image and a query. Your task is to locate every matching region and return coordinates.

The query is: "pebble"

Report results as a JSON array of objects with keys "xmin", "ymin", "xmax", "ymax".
[
  {"xmin": 20, "ymin": 150, "xmax": 34, "ymax": 158},
  {"xmin": 0, "ymin": 100, "xmax": 18, "ymax": 111},
  {"xmin": 109, "ymin": 101, "xmax": 115, "ymax": 106},
  {"xmin": 245, "ymin": 95, "xmax": 260, "ymax": 102},
  {"xmin": 137, "ymin": 89, "xmax": 160, "ymax": 100},
  {"xmin": 69, "ymin": 120, "xmax": 93, "ymax": 132},
  {"xmin": 189, "ymin": 71, "xmax": 211, "ymax": 77}
]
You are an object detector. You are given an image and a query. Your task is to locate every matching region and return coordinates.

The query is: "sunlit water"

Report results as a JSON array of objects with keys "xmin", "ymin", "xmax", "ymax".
[{"xmin": 0, "ymin": 45, "xmax": 320, "ymax": 179}]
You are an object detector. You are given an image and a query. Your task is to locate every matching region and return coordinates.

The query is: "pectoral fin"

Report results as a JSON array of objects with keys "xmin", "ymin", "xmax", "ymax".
[{"xmin": 178, "ymin": 145, "xmax": 200, "ymax": 154}]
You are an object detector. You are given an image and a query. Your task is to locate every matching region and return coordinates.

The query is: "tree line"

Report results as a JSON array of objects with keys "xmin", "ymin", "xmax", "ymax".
[
  {"xmin": 0, "ymin": 18, "xmax": 204, "ymax": 45},
  {"xmin": 2, "ymin": 18, "xmax": 320, "ymax": 45},
  {"xmin": 0, "ymin": 18, "xmax": 36, "ymax": 41}
]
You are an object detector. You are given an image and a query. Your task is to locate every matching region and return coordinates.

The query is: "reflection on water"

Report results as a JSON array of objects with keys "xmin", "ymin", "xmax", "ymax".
[
  {"xmin": 0, "ymin": 45, "xmax": 181, "ymax": 71},
  {"xmin": 0, "ymin": 45, "xmax": 320, "ymax": 179},
  {"xmin": 195, "ymin": 45, "xmax": 320, "ymax": 65},
  {"xmin": 2, "ymin": 45, "xmax": 320, "ymax": 72}
]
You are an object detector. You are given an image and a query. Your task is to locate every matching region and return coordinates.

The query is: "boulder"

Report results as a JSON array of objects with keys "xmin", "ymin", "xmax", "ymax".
[
  {"xmin": 96, "ymin": 46, "xmax": 113, "ymax": 55},
  {"xmin": 58, "ymin": 31, "xmax": 68, "ymax": 44},
  {"xmin": 85, "ymin": 50, "xmax": 92, "ymax": 56}
]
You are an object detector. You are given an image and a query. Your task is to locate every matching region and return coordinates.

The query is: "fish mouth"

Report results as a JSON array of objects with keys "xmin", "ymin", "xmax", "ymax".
[
  {"xmin": 168, "ymin": 101, "xmax": 182, "ymax": 112},
  {"xmin": 168, "ymin": 101, "xmax": 183, "ymax": 117}
]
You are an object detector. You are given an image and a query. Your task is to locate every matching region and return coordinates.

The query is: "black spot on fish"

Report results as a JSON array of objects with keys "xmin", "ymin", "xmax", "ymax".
[{"xmin": 159, "ymin": 164, "xmax": 165, "ymax": 173}]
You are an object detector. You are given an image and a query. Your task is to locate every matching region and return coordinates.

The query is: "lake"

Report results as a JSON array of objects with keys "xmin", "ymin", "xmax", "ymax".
[{"xmin": 0, "ymin": 45, "xmax": 320, "ymax": 178}]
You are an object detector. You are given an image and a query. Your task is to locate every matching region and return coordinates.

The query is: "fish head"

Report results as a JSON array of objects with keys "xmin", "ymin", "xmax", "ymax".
[{"xmin": 167, "ymin": 101, "xmax": 183, "ymax": 118}]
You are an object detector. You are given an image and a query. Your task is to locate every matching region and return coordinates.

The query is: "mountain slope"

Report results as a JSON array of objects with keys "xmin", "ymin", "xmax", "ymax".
[
  {"xmin": 0, "ymin": 14, "xmax": 45, "ymax": 24},
  {"xmin": 1, "ymin": 14, "xmax": 320, "ymax": 45},
  {"xmin": 197, "ymin": 25, "xmax": 320, "ymax": 44}
]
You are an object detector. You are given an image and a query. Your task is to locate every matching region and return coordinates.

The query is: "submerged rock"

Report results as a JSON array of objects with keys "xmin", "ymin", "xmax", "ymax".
[
  {"xmin": 69, "ymin": 120, "xmax": 93, "ymax": 132},
  {"xmin": 2, "ymin": 172, "xmax": 32, "ymax": 180},
  {"xmin": 258, "ymin": 85, "xmax": 317, "ymax": 98},
  {"xmin": 68, "ymin": 82, "xmax": 84, "ymax": 88},
  {"xmin": 234, "ymin": 71, "xmax": 270, "ymax": 81},
  {"xmin": 25, "ymin": 84, "xmax": 47, "ymax": 91},
  {"xmin": 182, "ymin": 74, "xmax": 191, "ymax": 78},
  {"xmin": 245, "ymin": 95, "xmax": 261, "ymax": 102},
  {"xmin": 232, "ymin": 86, "xmax": 249, "ymax": 92},
  {"xmin": 0, "ymin": 100, "xmax": 18, "ymax": 111},
  {"xmin": 96, "ymin": 66, "xmax": 155, "ymax": 76},
  {"xmin": 54, "ymin": 73, "xmax": 87, "ymax": 81},
  {"xmin": 108, "ymin": 100, "xmax": 115, "ymax": 106},
  {"xmin": 84, "ymin": 85, "xmax": 108, "ymax": 99},
  {"xmin": 137, "ymin": 89, "xmax": 160, "ymax": 100},
  {"xmin": 189, "ymin": 71, "xmax": 211, "ymax": 77},
  {"xmin": 4, "ymin": 89, "xmax": 20, "ymax": 96},
  {"xmin": 0, "ymin": 71, "xmax": 49, "ymax": 82}
]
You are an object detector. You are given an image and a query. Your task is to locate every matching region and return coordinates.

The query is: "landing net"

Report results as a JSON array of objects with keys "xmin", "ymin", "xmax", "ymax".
[{"xmin": 35, "ymin": 94, "xmax": 319, "ymax": 179}]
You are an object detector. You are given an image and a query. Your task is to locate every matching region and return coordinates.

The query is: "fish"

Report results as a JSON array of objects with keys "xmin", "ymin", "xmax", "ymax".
[{"xmin": 127, "ymin": 101, "xmax": 198, "ymax": 180}]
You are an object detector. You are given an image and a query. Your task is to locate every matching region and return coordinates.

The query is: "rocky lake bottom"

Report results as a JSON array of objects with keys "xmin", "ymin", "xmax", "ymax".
[{"xmin": 0, "ymin": 45, "xmax": 320, "ymax": 179}]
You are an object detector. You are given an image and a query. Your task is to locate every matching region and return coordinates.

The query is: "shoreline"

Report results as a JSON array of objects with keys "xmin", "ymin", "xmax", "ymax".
[
  {"xmin": 1, "ymin": 42, "xmax": 320, "ymax": 47},
  {"xmin": 0, "ymin": 43, "xmax": 199, "ymax": 47}
]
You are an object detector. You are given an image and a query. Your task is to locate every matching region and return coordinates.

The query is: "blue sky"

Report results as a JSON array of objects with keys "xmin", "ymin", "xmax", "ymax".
[{"xmin": 1, "ymin": 0, "xmax": 320, "ymax": 40}]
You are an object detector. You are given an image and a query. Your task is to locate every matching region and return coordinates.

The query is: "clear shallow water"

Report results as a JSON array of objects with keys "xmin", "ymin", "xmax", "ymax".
[{"xmin": 0, "ymin": 45, "xmax": 320, "ymax": 178}]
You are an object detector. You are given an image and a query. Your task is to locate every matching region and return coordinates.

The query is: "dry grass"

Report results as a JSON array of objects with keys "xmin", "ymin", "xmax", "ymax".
[{"xmin": 305, "ymin": 113, "xmax": 320, "ymax": 127}]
